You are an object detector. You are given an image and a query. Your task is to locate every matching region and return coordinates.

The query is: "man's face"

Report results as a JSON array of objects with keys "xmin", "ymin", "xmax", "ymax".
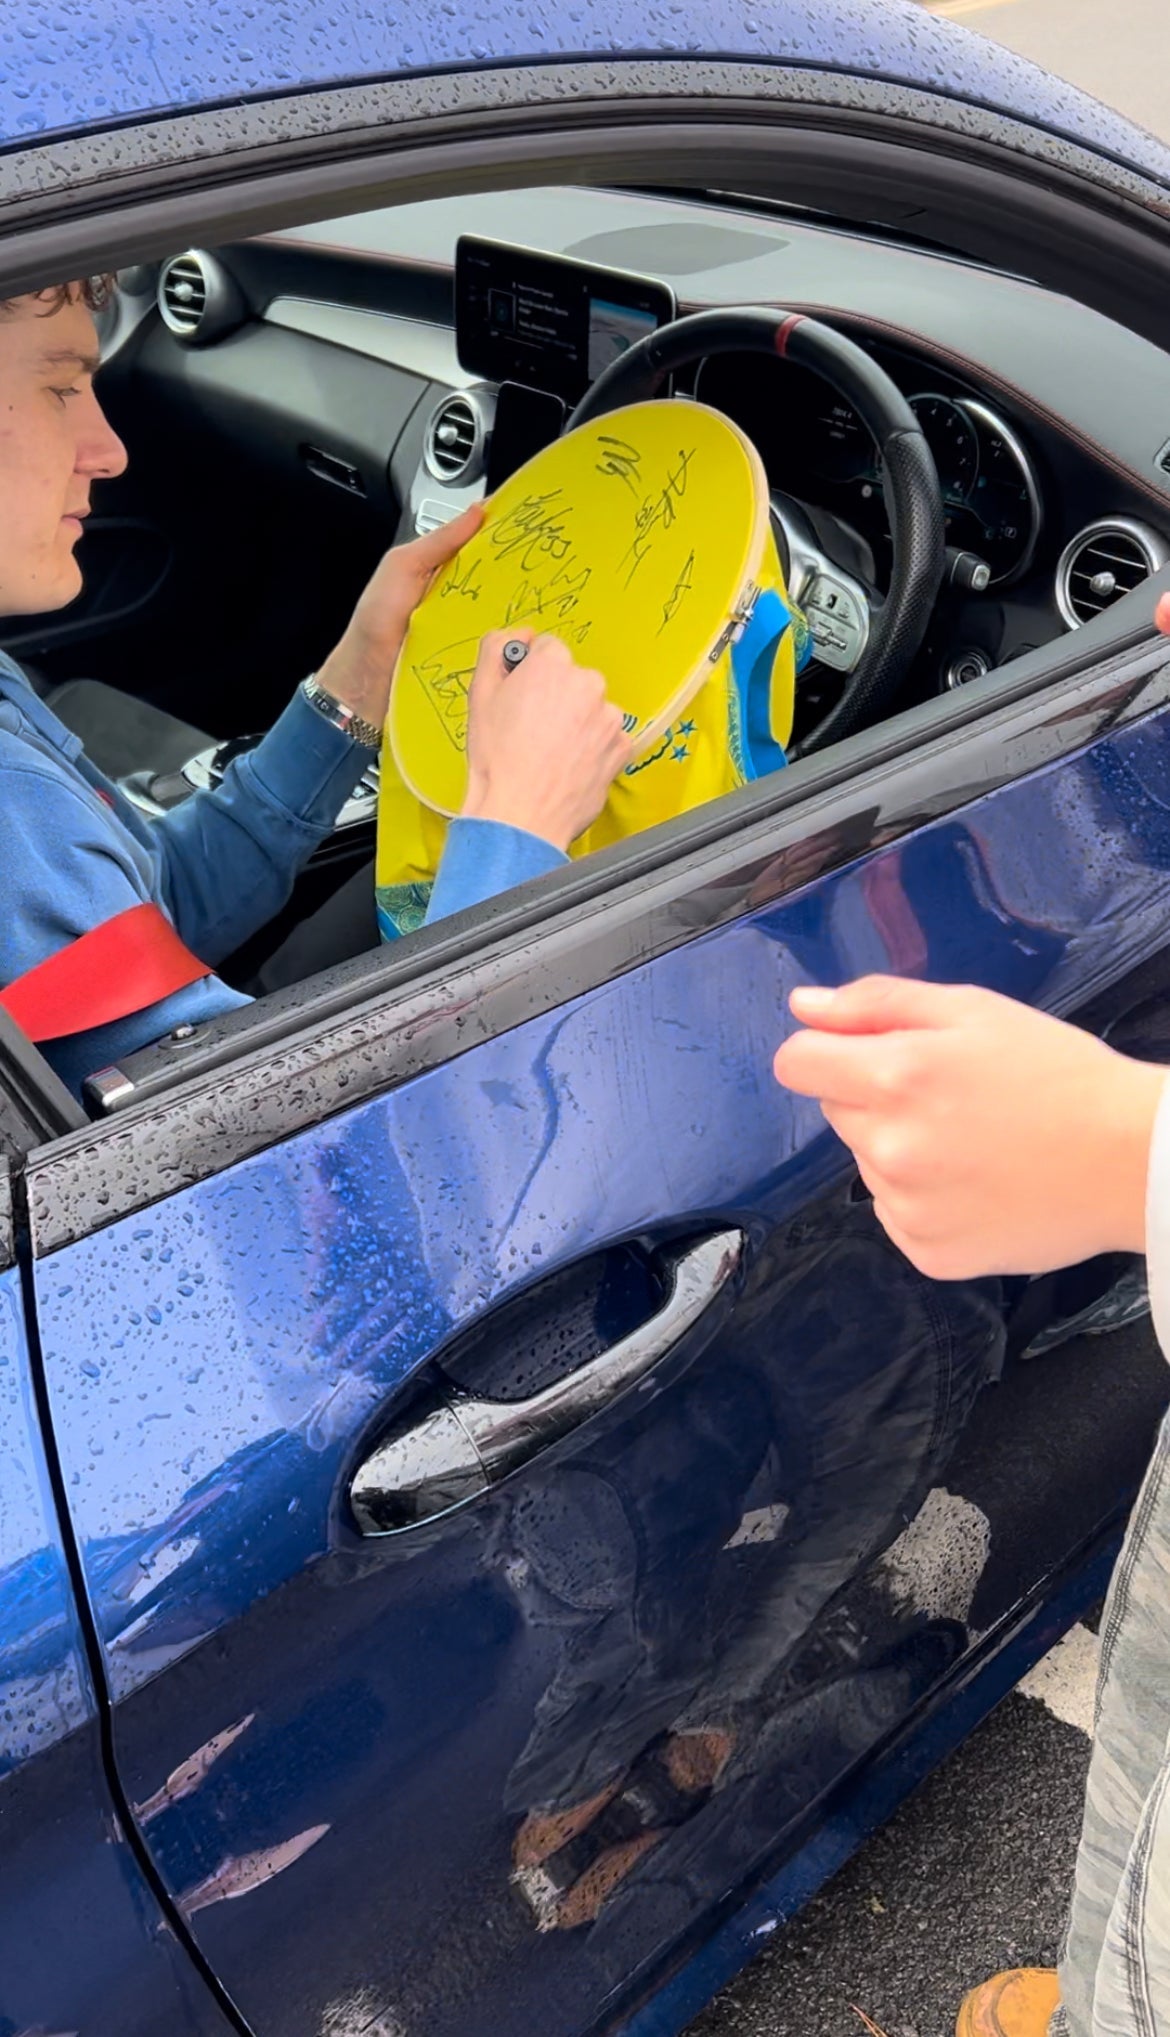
[{"xmin": 0, "ymin": 290, "xmax": 127, "ymax": 617}]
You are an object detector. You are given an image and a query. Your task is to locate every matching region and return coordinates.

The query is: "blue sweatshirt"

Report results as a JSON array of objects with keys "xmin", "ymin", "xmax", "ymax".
[{"xmin": 0, "ymin": 655, "xmax": 566, "ymax": 1099}]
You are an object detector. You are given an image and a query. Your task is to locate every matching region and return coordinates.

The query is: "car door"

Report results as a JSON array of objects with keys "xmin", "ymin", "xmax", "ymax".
[
  {"xmin": 18, "ymin": 621, "xmax": 1170, "ymax": 2037},
  {"xmin": 0, "ymin": 1151, "xmax": 237, "ymax": 2037}
]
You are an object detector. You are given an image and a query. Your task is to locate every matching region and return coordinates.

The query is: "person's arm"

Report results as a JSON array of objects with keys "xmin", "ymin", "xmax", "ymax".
[
  {"xmin": 421, "ymin": 628, "xmax": 632, "ymax": 927},
  {"xmin": 773, "ymin": 974, "xmax": 1167, "ymax": 1281},
  {"xmin": 773, "ymin": 596, "xmax": 1170, "ymax": 1288},
  {"xmin": 150, "ymin": 685, "xmax": 373, "ymax": 964},
  {"xmin": 0, "ymin": 754, "xmax": 249, "ymax": 1096},
  {"xmin": 426, "ymin": 817, "xmax": 568, "ymax": 925},
  {"xmin": 1146, "ymin": 1081, "xmax": 1170, "ymax": 1351},
  {"xmin": 152, "ymin": 505, "xmax": 487, "ymax": 963}
]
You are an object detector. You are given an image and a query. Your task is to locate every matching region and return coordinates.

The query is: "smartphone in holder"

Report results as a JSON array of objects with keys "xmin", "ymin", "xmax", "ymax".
[{"xmin": 486, "ymin": 382, "xmax": 567, "ymax": 491}]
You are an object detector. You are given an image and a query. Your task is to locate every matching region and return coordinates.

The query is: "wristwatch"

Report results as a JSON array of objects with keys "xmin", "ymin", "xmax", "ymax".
[{"xmin": 300, "ymin": 673, "xmax": 383, "ymax": 751}]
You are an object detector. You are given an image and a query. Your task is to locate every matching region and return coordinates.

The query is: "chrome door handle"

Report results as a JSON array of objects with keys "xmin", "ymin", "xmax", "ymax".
[{"xmin": 349, "ymin": 1228, "xmax": 745, "ymax": 1536}]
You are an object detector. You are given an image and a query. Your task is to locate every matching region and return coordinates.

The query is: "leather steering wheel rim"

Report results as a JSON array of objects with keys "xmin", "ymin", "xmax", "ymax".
[{"xmin": 567, "ymin": 308, "xmax": 945, "ymax": 756}]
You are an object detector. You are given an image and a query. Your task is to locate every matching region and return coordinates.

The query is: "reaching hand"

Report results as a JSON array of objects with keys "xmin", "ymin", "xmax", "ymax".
[
  {"xmin": 461, "ymin": 630, "xmax": 634, "ymax": 853},
  {"xmin": 316, "ymin": 503, "xmax": 485, "ymax": 734},
  {"xmin": 773, "ymin": 974, "xmax": 1166, "ymax": 1279}
]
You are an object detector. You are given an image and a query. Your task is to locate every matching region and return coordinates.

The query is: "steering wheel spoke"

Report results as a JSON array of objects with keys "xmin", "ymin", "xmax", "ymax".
[{"xmin": 771, "ymin": 495, "xmax": 873, "ymax": 676}]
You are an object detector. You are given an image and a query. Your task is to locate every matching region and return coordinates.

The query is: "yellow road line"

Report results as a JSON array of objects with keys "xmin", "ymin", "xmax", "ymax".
[{"xmin": 928, "ymin": 0, "xmax": 1018, "ymax": 17}]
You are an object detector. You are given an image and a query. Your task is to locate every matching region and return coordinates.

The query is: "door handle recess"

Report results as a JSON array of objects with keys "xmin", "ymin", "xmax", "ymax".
[{"xmin": 349, "ymin": 1228, "xmax": 745, "ymax": 1536}]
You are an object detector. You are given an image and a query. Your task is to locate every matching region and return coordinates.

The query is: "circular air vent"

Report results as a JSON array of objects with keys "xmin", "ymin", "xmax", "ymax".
[
  {"xmin": 158, "ymin": 252, "xmax": 210, "ymax": 335},
  {"xmin": 424, "ymin": 393, "xmax": 484, "ymax": 483},
  {"xmin": 1056, "ymin": 518, "xmax": 1169, "ymax": 629},
  {"xmin": 156, "ymin": 251, "xmax": 243, "ymax": 345}
]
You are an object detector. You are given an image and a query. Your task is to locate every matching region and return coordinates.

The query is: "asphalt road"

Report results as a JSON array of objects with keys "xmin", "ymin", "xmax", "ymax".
[
  {"xmin": 687, "ymin": 17, "xmax": 1167, "ymax": 2031},
  {"xmin": 687, "ymin": 1658, "xmax": 1096, "ymax": 2037}
]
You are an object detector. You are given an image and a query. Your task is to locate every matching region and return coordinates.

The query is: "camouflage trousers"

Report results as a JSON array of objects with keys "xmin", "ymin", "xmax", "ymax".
[{"xmin": 1056, "ymin": 1407, "xmax": 1170, "ymax": 2037}]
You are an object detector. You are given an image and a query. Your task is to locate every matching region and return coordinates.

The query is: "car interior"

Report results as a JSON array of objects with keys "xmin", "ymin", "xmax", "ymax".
[{"xmin": 6, "ymin": 179, "xmax": 1170, "ymax": 1044}]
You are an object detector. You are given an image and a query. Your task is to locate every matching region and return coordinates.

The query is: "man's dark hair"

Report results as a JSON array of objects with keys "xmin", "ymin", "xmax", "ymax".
[{"xmin": 0, "ymin": 276, "xmax": 117, "ymax": 316}]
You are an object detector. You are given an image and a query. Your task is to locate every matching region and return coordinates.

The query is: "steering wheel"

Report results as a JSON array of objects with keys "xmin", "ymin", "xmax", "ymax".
[{"xmin": 568, "ymin": 309, "xmax": 945, "ymax": 757}]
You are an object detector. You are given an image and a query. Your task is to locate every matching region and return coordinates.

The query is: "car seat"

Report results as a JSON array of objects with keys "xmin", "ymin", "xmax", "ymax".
[{"xmin": 28, "ymin": 673, "xmax": 212, "ymax": 781}]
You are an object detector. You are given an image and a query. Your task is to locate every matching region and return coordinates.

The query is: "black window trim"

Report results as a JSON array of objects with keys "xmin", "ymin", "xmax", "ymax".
[{"xmin": 4, "ymin": 76, "xmax": 1170, "ymax": 349}]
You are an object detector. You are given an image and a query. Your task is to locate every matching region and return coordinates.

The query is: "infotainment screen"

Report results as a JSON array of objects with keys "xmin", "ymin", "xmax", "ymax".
[{"xmin": 455, "ymin": 236, "xmax": 676, "ymax": 404}]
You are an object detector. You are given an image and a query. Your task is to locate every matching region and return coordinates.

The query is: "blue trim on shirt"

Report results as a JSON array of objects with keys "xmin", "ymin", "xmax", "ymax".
[
  {"xmin": 729, "ymin": 588, "xmax": 791, "ymax": 782},
  {"xmin": 426, "ymin": 816, "xmax": 569, "ymax": 926}
]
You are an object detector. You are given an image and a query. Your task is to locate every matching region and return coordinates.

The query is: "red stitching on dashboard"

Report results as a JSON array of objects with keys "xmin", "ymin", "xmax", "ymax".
[{"xmin": 775, "ymin": 314, "xmax": 804, "ymax": 358}]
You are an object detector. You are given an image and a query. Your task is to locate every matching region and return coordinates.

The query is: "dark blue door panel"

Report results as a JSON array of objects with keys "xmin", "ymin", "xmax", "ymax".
[
  {"xmin": 0, "ymin": 1254, "xmax": 234, "ymax": 2037},
  {"xmin": 28, "ymin": 708, "xmax": 1170, "ymax": 2036}
]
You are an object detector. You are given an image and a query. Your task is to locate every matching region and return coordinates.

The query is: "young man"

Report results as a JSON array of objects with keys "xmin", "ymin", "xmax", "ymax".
[
  {"xmin": 773, "ymin": 638, "xmax": 1170, "ymax": 2037},
  {"xmin": 0, "ymin": 279, "xmax": 631, "ymax": 1097}
]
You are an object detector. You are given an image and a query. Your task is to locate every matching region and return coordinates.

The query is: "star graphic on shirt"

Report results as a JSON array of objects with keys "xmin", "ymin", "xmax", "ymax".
[
  {"xmin": 678, "ymin": 719, "xmax": 697, "ymax": 736},
  {"xmin": 672, "ymin": 743, "xmax": 690, "ymax": 762}
]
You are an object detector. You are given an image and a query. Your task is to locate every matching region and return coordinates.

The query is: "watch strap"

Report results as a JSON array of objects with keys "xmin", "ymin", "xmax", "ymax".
[{"xmin": 300, "ymin": 673, "xmax": 383, "ymax": 750}]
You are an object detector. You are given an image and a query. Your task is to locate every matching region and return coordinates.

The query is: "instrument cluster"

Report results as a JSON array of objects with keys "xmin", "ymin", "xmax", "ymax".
[{"xmin": 696, "ymin": 351, "xmax": 1043, "ymax": 588}]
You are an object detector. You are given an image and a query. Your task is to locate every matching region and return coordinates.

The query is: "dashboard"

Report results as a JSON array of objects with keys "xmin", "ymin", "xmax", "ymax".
[{"xmin": 105, "ymin": 183, "xmax": 1170, "ymax": 747}]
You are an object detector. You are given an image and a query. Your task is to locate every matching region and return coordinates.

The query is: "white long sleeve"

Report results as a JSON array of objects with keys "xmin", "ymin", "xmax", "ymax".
[{"xmin": 1145, "ymin": 1076, "xmax": 1170, "ymax": 1358}]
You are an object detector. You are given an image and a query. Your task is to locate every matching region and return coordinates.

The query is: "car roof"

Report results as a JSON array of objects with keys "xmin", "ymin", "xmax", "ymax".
[{"xmin": 1, "ymin": 0, "xmax": 1168, "ymax": 188}]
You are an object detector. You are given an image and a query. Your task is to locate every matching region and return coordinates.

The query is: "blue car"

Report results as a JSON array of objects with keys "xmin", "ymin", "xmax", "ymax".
[{"xmin": 5, "ymin": 3, "xmax": 1170, "ymax": 2031}]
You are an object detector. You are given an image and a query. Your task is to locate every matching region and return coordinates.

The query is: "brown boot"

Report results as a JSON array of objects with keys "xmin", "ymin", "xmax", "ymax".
[{"xmin": 956, "ymin": 1969, "xmax": 1060, "ymax": 2037}]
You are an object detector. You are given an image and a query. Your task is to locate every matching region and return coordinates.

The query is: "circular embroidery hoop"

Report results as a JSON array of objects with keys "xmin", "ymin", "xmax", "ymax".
[{"xmin": 388, "ymin": 400, "xmax": 770, "ymax": 818}]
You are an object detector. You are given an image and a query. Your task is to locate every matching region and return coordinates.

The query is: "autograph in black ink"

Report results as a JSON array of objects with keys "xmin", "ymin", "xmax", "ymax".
[
  {"xmin": 504, "ymin": 560, "xmax": 593, "ymax": 629},
  {"xmin": 621, "ymin": 447, "xmax": 695, "ymax": 586},
  {"xmin": 440, "ymin": 555, "xmax": 484, "ymax": 602},
  {"xmin": 595, "ymin": 436, "xmax": 643, "ymax": 494},
  {"xmin": 658, "ymin": 549, "xmax": 695, "ymax": 634},
  {"xmin": 412, "ymin": 638, "xmax": 480, "ymax": 751},
  {"xmin": 489, "ymin": 490, "xmax": 574, "ymax": 574}
]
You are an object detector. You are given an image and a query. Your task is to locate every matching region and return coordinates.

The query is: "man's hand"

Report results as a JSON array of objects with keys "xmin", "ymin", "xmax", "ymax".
[
  {"xmin": 315, "ymin": 503, "xmax": 484, "ymax": 732},
  {"xmin": 460, "ymin": 630, "xmax": 633, "ymax": 852},
  {"xmin": 773, "ymin": 975, "xmax": 1166, "ymax": 1279}
]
